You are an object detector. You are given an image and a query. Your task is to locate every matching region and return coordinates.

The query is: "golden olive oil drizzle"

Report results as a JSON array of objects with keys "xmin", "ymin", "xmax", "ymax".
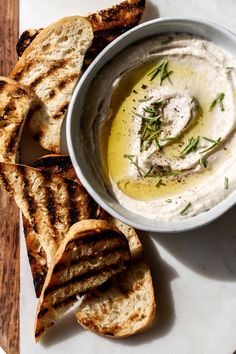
[{"xmin": 103, "ymin": 58, "xmax": 226, "ymax": 200}]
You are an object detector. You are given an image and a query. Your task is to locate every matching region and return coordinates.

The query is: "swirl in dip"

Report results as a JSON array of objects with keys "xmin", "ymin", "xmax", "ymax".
[{"xmin": 85, "ymin": 33, "xmax": 236, "ymax": 221}]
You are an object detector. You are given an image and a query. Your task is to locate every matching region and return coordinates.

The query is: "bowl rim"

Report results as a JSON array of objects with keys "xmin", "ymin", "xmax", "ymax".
[{"xmin": 66, "ymin": 16, "xmax": 236, "ymax": 233}]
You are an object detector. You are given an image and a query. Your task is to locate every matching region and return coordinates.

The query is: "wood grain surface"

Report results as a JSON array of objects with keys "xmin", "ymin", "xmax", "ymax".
[{"xmin": 0, "ymin": 0, "xmax": 20, "ymax": 353}]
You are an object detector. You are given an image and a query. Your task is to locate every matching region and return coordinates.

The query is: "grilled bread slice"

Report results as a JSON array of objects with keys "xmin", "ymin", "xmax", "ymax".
[
  {"xmin": 0, "ymin": 162, "xmax": 98, "ymax": 267},
  {"xmin": 76, "ymin": 221, "xmax": 156, "ymax": 337},
  {"xmin": 11, "ymin": 17, "xmax": 94, "ymax": 153},
  {"xmin": 16, "ymin": 0, "xmax": 146, "ymax": 61},
  {"xmin": 85, "ymin": 0, "xmax": 146, "ymax": 69},
  {"xmin": 35, "ymin": 219, "xmax": 131, "ymax": 342},
  {"xmin": 0, "ymin": 77, "xmax": 36, "ymax": 162},
  {"xmin": 20, "ymin": 154, "xmax": 107, "ymax": 297}
]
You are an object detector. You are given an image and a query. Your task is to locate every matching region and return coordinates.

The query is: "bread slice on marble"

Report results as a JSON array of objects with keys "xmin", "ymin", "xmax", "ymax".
[
  {"xmin": 76, "ymin": 220, "xmax": 156, "ymax": 338},
  {"xmin": 11, "ymin": 16, "xmax": 94, "ymax": 153},
  {"xmin": 16, "ymin": 0, "xmax": 146, "ymax": 63},
  {"xmin": 35, "ymin": 219, "xmax": 131, "ymax": 342}
]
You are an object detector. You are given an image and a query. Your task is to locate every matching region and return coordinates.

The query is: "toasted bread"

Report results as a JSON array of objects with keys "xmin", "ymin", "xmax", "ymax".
[
  {"xmin": 20, "ymin": 154, "xmax": 107, "ymax": 297},
  {"xmin": 84, "ymin": 0, "xmax": 146, "ymax": 69},
  {"xmin": 31, "ymin": 154, "xmax": 78, "ymax": 181},
  {"xmin": 76, "ymin": 221, "xmax": 156, "ymax": 338},
  {"xmin": 11, "ymin": 17, "xmax": 94, "ymax": 153},
  {"xmin": 35, "ymin": 219, "xmax": 131, "ymax": 342},
  {"xmin": 0, "ymin": 77, "xmax": 36, "ymax": 162},
  {"xmin": 0, "ymin": 162, "xmax": 98, "ymax": 266},
  {"xmin": 16, "ymin": 0, "xmax": 146, "ymax": 60}
]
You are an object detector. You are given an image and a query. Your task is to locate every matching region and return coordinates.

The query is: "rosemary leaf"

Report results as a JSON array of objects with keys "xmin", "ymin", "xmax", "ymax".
[
  {"xmin": 156, "ymin": 179, "xmax": 163, "ymax": 188},
  {"xmin": 201, "ymin": 137, "xmax": 221, "ymax": 153},
  {"xmin": 224, "ymin": 177, "xmax": 229, "ymax": 190},
  {"xmin": 199, "ymin": 156, "xmax": 207, "ymax": 168},
  {"xmin": 159, "ymin": 136, "xmax": 176, "ymax": 142},
  {"xmin": 148, "ymin": 60, "xmax": 174, "ymax": 85},
  {"xmin": 155, "ymin": 138, "xmax": 162, "ymax": 150},
  {"xmin": 138, "ymin": 96, "xmax": 153, "ymax": 102},
  {"xmin": 123, "ymin": 154, "xmax": 135, "ymax": 160},
  {"xmin": 209, "ymin": 93, "xmax": 225, "ymax": 112},
  {"xmin": 143, "ymin": 107, "xmax": 157, "ymax": 114},
  {"xmin": 180, "ymin": 136, "xmax": 199, "ymax": 157},
  {"xmin": 134, "ymin": 111, "xmax": 161, "ymax": 121},
  {"xmin": 144, "ymin": 165, "xmax": 156, "ymax": 178},
  {"xmin": 123, "ymin": 154, "xmax": 143, "ymax": 177},
  {"xmin": 180, "ymin": 202, "xmax": 192, "ymax": 215}
]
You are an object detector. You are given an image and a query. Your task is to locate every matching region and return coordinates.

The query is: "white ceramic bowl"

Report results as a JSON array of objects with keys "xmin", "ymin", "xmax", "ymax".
[{"xmin": 67, "ymin": 17, "xmax": 236, "ymax": 232}]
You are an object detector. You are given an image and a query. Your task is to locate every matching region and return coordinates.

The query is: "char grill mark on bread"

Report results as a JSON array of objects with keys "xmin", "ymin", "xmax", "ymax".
[
  {"xmin": 34, "ymin": 220, "xmax": 131, "ymax": 342},
  {"xmin": 23, "ymin": 155, "xmax": 82, "ymax": 297},
  {"xmin": 76, "ymin": 220, "xmax": 156, "ymax": 338},
  {"xmin": 10, "ymin": 17, "xmax": 94, "ymax": 153},
  {"xmin": 0, "ymin": 163, "xmax": 93, "ymax": 266},
  {"xmin": 16, "ymin": 0, "xmax": 145, "ymax": 59},
  {"xmin": 21, "ymin": 155, "xmax": 137, "ymax": 298},
  {"xmin": 84, "ymin": 0, "xmax": 146, "ymax": 68},
  {"xmin": 0, "ymin": 77, "xmax": 36, "ymax": 163}
]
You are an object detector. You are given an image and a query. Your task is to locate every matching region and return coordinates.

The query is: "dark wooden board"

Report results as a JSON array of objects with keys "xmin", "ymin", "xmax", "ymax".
[{"xmin": 0, "ymin": 0, "xmax": 20, "ymax": 353}]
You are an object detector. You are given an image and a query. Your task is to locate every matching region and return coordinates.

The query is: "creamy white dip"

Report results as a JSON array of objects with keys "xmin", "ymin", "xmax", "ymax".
[{"xmin": 83, "ymin": 33, "xmax": 236, "ymax": 221}]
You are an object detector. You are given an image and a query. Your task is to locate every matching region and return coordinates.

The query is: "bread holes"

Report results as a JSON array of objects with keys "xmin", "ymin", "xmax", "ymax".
[
  {"xmin": 57, "ymin": 35, "xmax": 68, "ymax": 43},
  {"xmin": 78, "ymin": 29, "xmax": 83, "ymax": 36},
  {"xmin": 55, "ymin": 30, "xmax": 62, "ymax": 36},
  {"xmin": 42, "ymin": 44, "xmax": 50, "ymax": 52},
  {"xmin": 80, "ymin": 40, "xmax": 87, "ymax": 46}
]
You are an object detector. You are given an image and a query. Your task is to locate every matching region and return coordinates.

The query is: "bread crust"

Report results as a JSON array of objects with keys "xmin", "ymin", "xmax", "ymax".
[
  {"xmin": 0, "ymin": 76, "xmax": 36, "ymax": 162},
  {"xmin": 76, "ymin": 225, "xmax": 156, "ymax": 338}
]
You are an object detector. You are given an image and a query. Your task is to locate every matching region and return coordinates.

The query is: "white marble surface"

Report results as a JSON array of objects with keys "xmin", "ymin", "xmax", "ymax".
[{"xmin": 20, "ymin": 1, "xmax": 236, "ymax": 353}]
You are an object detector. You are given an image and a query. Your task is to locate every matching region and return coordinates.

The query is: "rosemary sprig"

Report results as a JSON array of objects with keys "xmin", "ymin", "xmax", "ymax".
[
  {"xmin": 161, "ymin": 36, "xmax": 173, "ymax": 45},
  {"xmin": 191, "ymin": 97, "xmax": 203, "ymax": 116},
  {"xmin": 201, "ymin": 137, "xmax": 222, "ymax": 153},
  {"xmin": 224, "ymin": 177, "xmax": 229, "ymax": 190},
  {"xmin": 138, "ymin": 96, "xmax": 153, "ymax": 102},
  {"xmin": 143, "ymin": 107, "xmax": 158, "ymax": 114},
  {"xmin": 137, "ymin": 98, "xmax": 164, "ymax": 151},
  {"xmin": 123, "ymin": 154, "xmax": 143, "ymax": 177},
  {"xmin": 202, "ymin": 136, "xmax": 218, "ymax": 143},
  {"xmin": 209, "ymin": 93, "xmax": 225, "ymax": 112},
  {"xmin": 147, "ymin": 60, "xmax": 174, "ymax": 85},
  {"xmin": 134, "ymin": 111, "xmax": 161, "ymax": 122},
  {"xmin": 180, "ymin": 136, "xmax": 199, "ymax": 157},
  {"xmin": 199, "ymin": 156, "xmax": 207, "ymax": 168},
  {"xmin": 180, "ymin": 202, "xmax": 192, "ymax": 215}
]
